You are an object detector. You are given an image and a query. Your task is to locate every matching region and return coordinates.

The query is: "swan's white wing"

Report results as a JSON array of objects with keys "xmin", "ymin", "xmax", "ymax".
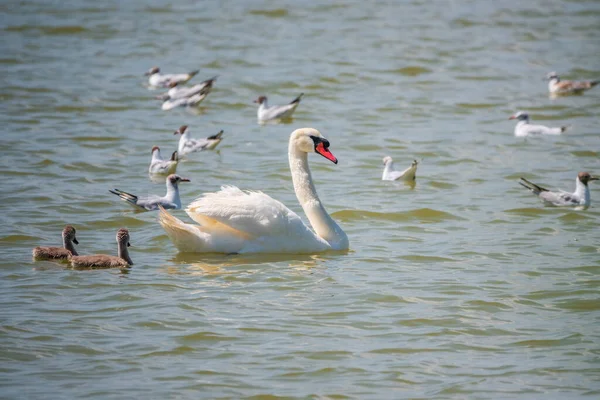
[{"xmin": 186, "ymin": 186, "xmax": 311, "ymax": 238}]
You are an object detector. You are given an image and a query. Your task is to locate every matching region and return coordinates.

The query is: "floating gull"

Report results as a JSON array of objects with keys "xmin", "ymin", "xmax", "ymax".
[
  {"xmin": 254, "ymin": 93, "xmax": 303, "ymax": 123},
  {"xmin": 145, "ymin": 67, "xmax": 199, "ymax": 88},
  {"xmin": 547, "ymin": 72, "xmax": 598, "ymax": 95},
  {"xmin": 509, "ymin": 111, "xmax": 567, "ymax": 137},
  {"xmin": 519, "ymin": 172, "xmax": 597, "ymax": 210},
  {"xmin": 382, "ymin": 157, "xmax": 419, "ymax": 181},
  {"xmin": 149, "ymin": 146, "xmax": 178, "ymax": 175},
  {"xmin": 109, "ymin": 174, "xmax": 190, "ymax": 211},
  {"xmin": 174, "ymin": 125, "xmax": 223, "ymax": 155}
]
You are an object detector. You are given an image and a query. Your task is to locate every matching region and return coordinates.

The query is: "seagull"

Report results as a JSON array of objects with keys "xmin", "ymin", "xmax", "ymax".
[
  {"xmin": 149, "ymin": 146, "xmax": 178, "ymax": 175},
  {"xmin": 145, "ymin": 67, "xmax": 199, "ymax": 88},
  {"xmin": 509, "ymin": 111, "xmax": 567, "ymax": 137},
  {"xmin": 382, "ymin": 157, "xmax": 419, "ymax": 181},
  {"xmin": 174, "ymin": 125, "xmax": 224, "ymax": 155},
  {"xmin": 519, "ymin": 172, "xmax": 597, "ymax": 210},
  {"xmin": 161, "ymin": 91, "xmax": 211, "ymax": 111},
  {"xmin": 156, "ymin": 76, "xmax": 218, "ymax": 101},
  {"xmin": 254, "ymin": 93, "xmax": 303, "ymax": 122},
  {"xmin": 546, "ymin": 72, "xmax": 598, "ymax": 95},
  {"xmin": 109, "ymin": 174, "xmax": 190, "ymax": 211}
]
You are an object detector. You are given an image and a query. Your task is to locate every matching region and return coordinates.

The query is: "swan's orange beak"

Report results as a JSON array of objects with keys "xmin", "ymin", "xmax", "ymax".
[{"xmin": 316, "ymin": 142, "xmax": 338, "ymax": 164}]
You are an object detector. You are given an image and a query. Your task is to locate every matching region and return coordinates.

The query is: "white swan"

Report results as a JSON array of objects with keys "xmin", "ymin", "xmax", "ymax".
[{"xmin": 158, "ymin": 128, "xmax": 349, "ymax": 253}]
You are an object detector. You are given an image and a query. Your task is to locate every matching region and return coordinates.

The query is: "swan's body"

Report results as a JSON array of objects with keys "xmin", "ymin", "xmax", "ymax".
[
  {"xmin": 175, "ymin": 125, "xmax": 223, "ymax": 155},
  {"xmin": 509, "ymin": 111, "xmax": 566, "ymax": 137},
  {"xmin": 159, "ymin": 128, "xmax": 348, "ymax": 254},
  {"xmin": 547, "ymin": 72, "xmax": 598, "ymax": 95},
  {"xmin": 382, "ymin": 157, "xmax": 418, "ymax": 181},
  {"xmin": 32, "ymin": 225, "xmax": 79, "ymax": 260},
  {"xmin": 109, "ymin": 174, "xmax": 190, "ymax": 211},
  {"xmin": 149, "ymin": 146, "xmax": 178, "ymax": 175},
  {"xmin": 145, "ymin": 67, "xmax": 199, "ymax": 88},
  {"xmin": 255, "ymin": 93, "xmax": 303, "ymax": 122},
  {"xmin": 157, "ymin": 76, "xmax": 217, "ymax": 101},
  {"xmin": 519, "ymin": 172, "xmax": 597, "ymax": 210},
  {"xmin": 70, "ymin": 229, "xmax": 133, "ymax": 269}
]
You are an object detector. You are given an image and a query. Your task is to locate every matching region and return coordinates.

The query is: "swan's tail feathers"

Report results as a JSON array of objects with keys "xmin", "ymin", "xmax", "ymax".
[
  {"xmin": 170, "ymin": 151, "xmax": 179, "ymax": 162},
  {"xmin": 590, "ymin": 80, "xmax": 598, "ymax": 88},
  {"xmin": 290, "ymin": 93, "xmax": 304, "ymax": 104},
  {"xmin": 109, "ymin": 189, "xmax": 138, "ymax": 206},
  {"xmin": 188, "ymin": 70, "xmax": 199, "ymax": 78},
  {"xmin": 158, "ymin": 206, "xmax": 209, "ymax": 252},
  {"xmin": 519, "ymin": 178, "xmax": 548, "ymax": 195},
  {"xmin": 207, "ymin": 130, "xmax": 224, "ymax": 140}
]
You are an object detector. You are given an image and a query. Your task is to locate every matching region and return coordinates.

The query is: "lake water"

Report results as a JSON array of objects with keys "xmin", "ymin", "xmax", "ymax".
[{"xmin": 1, "ymin": 0, "xmax": 599, "ymax": 398}]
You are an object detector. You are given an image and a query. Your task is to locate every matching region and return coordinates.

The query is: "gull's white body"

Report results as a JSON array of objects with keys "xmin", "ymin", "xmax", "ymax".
[
  {"xmin": 510, "ymin": 112, "xmax": 566, "ymax": 137},
  {"xmin": 514, "ymin": 120, "xmax": 564, "ymax": 137},
  {"xmin": 149, "ymin": 148, "xmax": 178, "ymax": 175},
  {"xmin": 162, "ymin": 92, "xmax": 208, "ymax": 111},
  {"xmin": 256, "ymin": 94, "xmax": 303, "ymax": 122},
  {"xmin": 159, "ymin": 128, "xmax": 349, "ymax": 254},
  {"xmin": 178, "ymin": 129, "xmax": 223, "ymax": 155},
  {"xmin": 382, "ymin": 157, "xmax": 418, "ymax": 181}
]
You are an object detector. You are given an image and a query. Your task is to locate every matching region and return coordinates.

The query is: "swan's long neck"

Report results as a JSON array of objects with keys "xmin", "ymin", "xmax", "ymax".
[
  {"xmin": 574, "ymin": 178, "xmax": 590, "ymax": 206},
  {"xmin": 63, "ymin": 237, "xmax": 78, "ymax": 256},
  {"xmin": 117, "ymin": 241, "xmax": 133, "ymax": 265},
  {"xmin": 165, "ymin": 180, "xmax": 181, "ymax": 208},
  {"xmin": 152, "ymin": 149, "xmax": 162, "ymax": 162},
  {"xmin": 289, "ymin": 146, "xmax": 348, "ymax": 249}
]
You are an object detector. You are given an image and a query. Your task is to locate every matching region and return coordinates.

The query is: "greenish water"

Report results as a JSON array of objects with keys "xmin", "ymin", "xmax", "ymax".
[{"xmin": 1, "ymin": 0, "xmax": 599, "ymax": 398}]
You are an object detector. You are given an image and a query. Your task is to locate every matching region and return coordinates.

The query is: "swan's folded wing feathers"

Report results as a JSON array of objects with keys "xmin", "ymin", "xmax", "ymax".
[{"xmin": 186, "ymin": 186, "xmax": 306, "ymax": 238}]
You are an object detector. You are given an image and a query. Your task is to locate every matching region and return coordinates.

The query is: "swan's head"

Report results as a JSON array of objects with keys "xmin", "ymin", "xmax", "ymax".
[
  {"xmin": 116, "ymin": 228, "xmax": 131, "ymax": 248},
  {"xmin": 253, "ymin": 96, "xmax": 267, "ymax": 105},
  {"xmin": 509, "ymin": 111, "xmax": 529, "ymax": 121},
  {"xmin": 411, "ymin": 159, "xmax": 419, "ymax": 167},
  {"xmin": 62, "ymin": 225, "xmax": 79, "ymax": 245},
  {"xmin": 291, "ymin": 128, "xmax": 338, "ymax": 164},
  {"xmin": 151, "ymin": 145, "xmax": 160, "ymax": 154},
  {"xmin": 145, "ymin": 66, "xmax": 160, "ymax": 76},
  {"xmin": 174, "ymin": 125, "xmax": 188, "ymax": 135},
  {"xmin": 546, "ymin": 71, "xmax": 559, "ymax": 81},
  {"xmin": 578, "ymin": 172, "xmax": 598, "ymax": 186},
  {"xmin": 382, "ymin": 156, "xmax": 393, "ymax": 166},
  {"xmin": 167, "ymin": 174, "xmax": 190, "ymax": 187}
]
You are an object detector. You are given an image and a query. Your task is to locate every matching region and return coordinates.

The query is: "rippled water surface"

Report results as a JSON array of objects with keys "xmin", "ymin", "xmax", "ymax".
[{"xmin": 2, "ymin": 0, "xmax": 600, "ymax": 398}]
